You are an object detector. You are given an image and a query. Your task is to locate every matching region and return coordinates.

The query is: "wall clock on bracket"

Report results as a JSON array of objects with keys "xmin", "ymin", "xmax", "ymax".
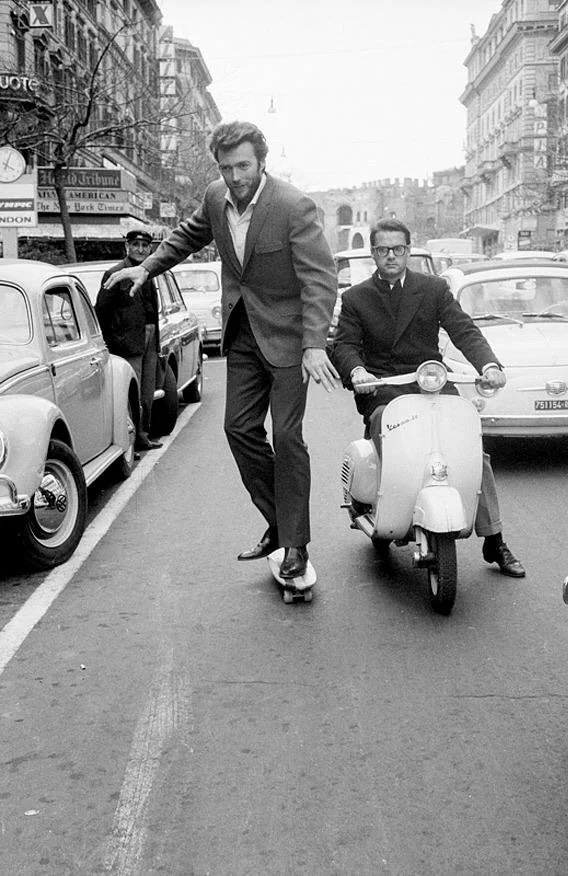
[{"xmin": 0, "ymin": 146, "xmax": 26, "ymax": 183}]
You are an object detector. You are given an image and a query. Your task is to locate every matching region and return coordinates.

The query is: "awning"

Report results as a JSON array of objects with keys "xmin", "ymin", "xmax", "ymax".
[
  {"xmin": 462, "ymin": 223, "xmax": 501, "ymax": 235},
  {"xmin": 17, "ymin": 219, "xmax": 172, "ymax": 240}
]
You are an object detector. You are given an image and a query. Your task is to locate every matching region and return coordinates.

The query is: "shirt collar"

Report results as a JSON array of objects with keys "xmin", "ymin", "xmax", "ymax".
[
  {"xmin": 376, "ymin": 270, "xmax": 406, "ymax": 288},
  {"xmin": 224, "ymin": 171, "xmax": 267, "ymax": 211}
]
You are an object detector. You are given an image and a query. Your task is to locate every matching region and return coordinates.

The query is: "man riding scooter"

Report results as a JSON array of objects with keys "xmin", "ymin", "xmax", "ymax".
[{"xmin": 332, "ymin": 218, "xmax": 525, "ymax": 578}]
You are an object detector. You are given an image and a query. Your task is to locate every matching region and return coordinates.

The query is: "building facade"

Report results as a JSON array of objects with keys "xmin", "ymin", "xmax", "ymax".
[
  {"xmin": 461, "ymin": 0, "xmax": 560, "ymax": 254},
  {"xmin": 0, "ymin": 0, "xmax": 220, "ymax": 258},
  {"xmin": 309, "ymin": 172, "xmax": 464, "ymax": 255}
]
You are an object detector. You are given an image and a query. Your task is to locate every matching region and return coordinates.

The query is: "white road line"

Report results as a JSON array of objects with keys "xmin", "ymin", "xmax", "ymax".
[
  {"xmin": 102, "ymin": 642, "xmax": 190, "ymax": 875},
  {"xmin": 0, "ymin": 402, "xmax": 201, "ymax": 677}
]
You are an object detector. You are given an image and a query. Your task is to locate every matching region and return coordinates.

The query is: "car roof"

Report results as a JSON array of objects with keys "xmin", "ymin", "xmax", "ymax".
[
  {"xmin": 0, "ymin": 258, "xmax": 73, "ymax": 286},
  {"xmin": 64, "ymin": 260, "xmax": 116, "ymax": 271},
  {"xmin": 171, "ymin": 260, "xmax": 222, "ymax": 270},
  {"xmin": 334, "ymin": 247, "xmax": 431, "ymax": 258},
  {"xmin": 443, "ymin": 258, "xmax": 568, "ymax": 276}
]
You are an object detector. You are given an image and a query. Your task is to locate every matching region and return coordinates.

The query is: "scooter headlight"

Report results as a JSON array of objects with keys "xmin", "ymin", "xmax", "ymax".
[{"xmin": 416, "ymin": 360, "xmax": 447, "ymax": 393}]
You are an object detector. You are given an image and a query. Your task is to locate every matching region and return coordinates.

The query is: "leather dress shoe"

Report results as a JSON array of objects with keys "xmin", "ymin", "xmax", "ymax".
[
  {"xmin": 482, "ymin": 540, "xmax": 526, "ymax": 578},
  {"xmin": 237, "ymin": 527, "xmax": 278, "ymax": 561},
  {"xmin": 135, "ymin": 437, "xmax": 163, "ymax": 451},
  {"xmin": 280, "ymin": 546, "xmax": 308, "ymax": 579}
]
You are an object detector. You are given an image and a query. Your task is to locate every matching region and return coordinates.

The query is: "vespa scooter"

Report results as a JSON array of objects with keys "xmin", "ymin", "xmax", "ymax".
[{"xmin": 340, "ymin": 360, "xmax": 496, "ymax": 615}]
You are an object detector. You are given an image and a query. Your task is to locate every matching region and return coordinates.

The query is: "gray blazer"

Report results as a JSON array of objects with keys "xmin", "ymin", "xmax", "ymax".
[{"xmin": 142, "ymin": 174, "xmax": 336, "ymax": 367}]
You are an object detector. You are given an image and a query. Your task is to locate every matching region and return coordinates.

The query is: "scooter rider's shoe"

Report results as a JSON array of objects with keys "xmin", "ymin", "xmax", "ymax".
[
  {"xmin": 237, "ymin": 527, "xmax": 278, "ymax": 561},
  {"xmin": 482, "ymin": 539, "xmax": 526, "ymax": 578},
  {"xmin": 280, "ymin": 546, "xmax": 308, "ymax": 579}
]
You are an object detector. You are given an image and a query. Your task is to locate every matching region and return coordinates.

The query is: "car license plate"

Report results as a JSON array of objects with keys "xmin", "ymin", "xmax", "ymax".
[{"xmin": 534, "ymin": 399, "xmax": 568, "ymax": 410}]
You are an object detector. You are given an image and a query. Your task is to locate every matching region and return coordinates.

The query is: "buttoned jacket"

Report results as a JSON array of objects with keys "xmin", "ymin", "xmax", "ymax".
[{"xmin": 332, "ymin": 269, "xmax": 502, "ymax": 414}]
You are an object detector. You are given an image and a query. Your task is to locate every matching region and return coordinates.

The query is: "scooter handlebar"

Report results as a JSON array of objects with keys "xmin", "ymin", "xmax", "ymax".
[{"xmin": 355, "ymin": 364, "xmax": 497, "ymax": 392}]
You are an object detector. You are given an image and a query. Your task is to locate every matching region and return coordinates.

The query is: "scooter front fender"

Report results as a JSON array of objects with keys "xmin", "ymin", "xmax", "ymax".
[{"xmin": 414, "ymin": 485, "xmax": 470, "ymax": 537}]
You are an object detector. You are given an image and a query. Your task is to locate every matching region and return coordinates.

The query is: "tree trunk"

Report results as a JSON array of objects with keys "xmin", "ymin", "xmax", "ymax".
[{"xmin": 53, "ymin": 164, "xmax": 77, "ymax": 262}]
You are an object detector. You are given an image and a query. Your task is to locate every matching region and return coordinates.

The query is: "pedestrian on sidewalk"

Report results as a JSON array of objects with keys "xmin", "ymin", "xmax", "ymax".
[{"xmin": 96, "ymin": 230, "xmax": 162, "ymax": 451}]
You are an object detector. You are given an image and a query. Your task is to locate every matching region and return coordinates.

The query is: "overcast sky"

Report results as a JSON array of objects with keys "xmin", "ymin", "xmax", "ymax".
[{"xmin": 158, "ymin": 0, "xmax": 503, "ymax": 191}]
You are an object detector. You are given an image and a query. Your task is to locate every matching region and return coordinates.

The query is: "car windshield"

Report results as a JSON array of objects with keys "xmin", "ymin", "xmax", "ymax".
[
  {"xmin": 457, "ymin": 276, "xmax": 568, "ymax": 319},
  {"xmin": 336, "ymin": 253, "xmax": 432, "ymax": 287},
  {"xmin": 173, "ymin": 269, "xmax": 219, "ymax": 293},
  {"xmin": 0, "ymin": 284, "xmax": 32, "ymax": 344}
]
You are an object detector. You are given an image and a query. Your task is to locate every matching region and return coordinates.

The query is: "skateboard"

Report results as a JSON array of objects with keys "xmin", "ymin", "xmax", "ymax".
[{"xmin": 267, "ymin": 548, "xmax": 317, "ymax": 603}]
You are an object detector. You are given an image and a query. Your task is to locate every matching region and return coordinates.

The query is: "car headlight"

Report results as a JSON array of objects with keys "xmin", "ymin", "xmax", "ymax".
[
  {"xmin": 416, "ymin": 360, "xmax": 448, "ymax": 393},
  {"xmin": 0, "ymin": 431, "xmax": 6, "ymax": 469},
  {"xmin": 212, "ymin": 305, "xmax": 222, "ymax": 321}
]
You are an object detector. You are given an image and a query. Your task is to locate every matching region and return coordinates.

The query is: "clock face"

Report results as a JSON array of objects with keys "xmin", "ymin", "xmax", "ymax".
[{"xmin": 0, "ymin": 146, "xmax": 26, "ymax": 183}]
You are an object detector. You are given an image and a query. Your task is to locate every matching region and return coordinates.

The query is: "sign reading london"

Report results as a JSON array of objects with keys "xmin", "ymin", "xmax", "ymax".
[{"xmin": 0, "ymin": 176, "xmax": 37, "ymax": 227}]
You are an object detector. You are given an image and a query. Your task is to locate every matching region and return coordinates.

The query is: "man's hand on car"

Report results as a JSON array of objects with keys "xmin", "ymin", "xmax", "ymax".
[{"xmin": 105, "ymin": 265, "xmax": 149, "ymax": 297}]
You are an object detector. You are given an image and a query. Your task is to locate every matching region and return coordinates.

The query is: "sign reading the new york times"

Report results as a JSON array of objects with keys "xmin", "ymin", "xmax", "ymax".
[{"xmin": 0, "ymin": 176, "xmax": 37, "ymax": 227}]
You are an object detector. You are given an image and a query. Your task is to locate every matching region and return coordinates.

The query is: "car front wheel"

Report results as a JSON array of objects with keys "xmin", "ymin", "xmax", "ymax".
[
  {"xmin": 151, "ymin": 362, "xmax": 178, "ymax": 436},
  {"xmin": 18, "ymin": 439, "xmax": 88, "ymax": 570},
  {"xmin": 182, "ymin": 351, "xmax": 203, "ymax": 403}
]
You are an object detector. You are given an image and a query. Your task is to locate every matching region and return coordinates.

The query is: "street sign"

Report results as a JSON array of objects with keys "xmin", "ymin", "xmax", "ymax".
[
  {"xmin": 29, "ymin": 3, "xmax": 54, "ymax": 27},
  {"xmin": 0, "ymin": 174, "xmax": 37, "ymax": 227}
]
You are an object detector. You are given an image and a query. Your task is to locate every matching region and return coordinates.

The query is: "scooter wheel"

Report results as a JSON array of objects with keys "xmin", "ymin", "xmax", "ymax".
[
  {"xmin": 371, "ymin": 535, "xmax": 391, "ymax": 558},
  {"xmin": 427, "ymin": 533, "xmax": 457, "ymax": 616}
]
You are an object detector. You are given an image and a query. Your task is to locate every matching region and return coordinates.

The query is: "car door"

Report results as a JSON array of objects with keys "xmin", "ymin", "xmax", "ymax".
[
  {"xmin": 156, "ymin": 271, "xmax": 199, "ymax": 390},
  {"xmin": 42, "ymin": 282, "xmax": 109, "ymax": 464}
]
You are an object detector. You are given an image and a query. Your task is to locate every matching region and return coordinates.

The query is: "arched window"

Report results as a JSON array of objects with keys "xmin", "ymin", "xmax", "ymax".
[
  {"xmin": 351, "ymin": 232, "xmax": 364, "ymax": 249},
  {"xmin": 337, "ymin": 204, "xmax": 353, "ymax": 226}
]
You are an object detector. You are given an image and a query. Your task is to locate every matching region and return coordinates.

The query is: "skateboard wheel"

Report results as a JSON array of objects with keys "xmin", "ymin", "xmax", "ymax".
[
  {"xmin": 303, "ymin": 589, "xmax": 313, "ymax": 603},
  {"xmin": 283, "ymin": 589, "xmax": 293, "ymax": 604}
]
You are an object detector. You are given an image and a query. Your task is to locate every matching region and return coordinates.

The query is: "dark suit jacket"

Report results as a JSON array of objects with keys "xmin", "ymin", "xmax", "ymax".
[
  {"xmin": 142, "ymin": 174, "xmax": 336, "ymax": 367},
  {"xmin": 332, "ymin": 269, "xmax": 502, "ymax": 419},
  {"xmin": 96, "ymin": 257, "xmax": 160, "ymax": 357}
]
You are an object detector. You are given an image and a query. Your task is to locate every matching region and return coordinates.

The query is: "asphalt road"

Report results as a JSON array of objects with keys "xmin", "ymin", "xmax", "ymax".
[{"xmin": 2, "ymin": 357, "xmax": 568, "ymax": 875}]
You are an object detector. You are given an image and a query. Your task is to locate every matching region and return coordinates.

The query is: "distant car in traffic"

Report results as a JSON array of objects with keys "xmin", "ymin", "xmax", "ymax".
[
  {"xmin": 63, "ymin": 261, "xmax": 204, "ymax": 435},
  {"xmin": 491, "ymin": 250, "xmax": 555, "ymax": 261},
  {"xmin": 0, "ymin": 259, "xmax": 139, "ymax": 569},
  {"xmin": 328, "ymin": 246, "xmax": 436, "ymax": 341},
  {"xmin": 170, "ymin": 261, "xmax": 222, "ymax": 352},
  {"xmin": 430, "ymin": 252, "xmax": 489, "ymax": 274},
  {"xmin": 441, "ymin": 258, "xmax": 568, "ymax": 438}
]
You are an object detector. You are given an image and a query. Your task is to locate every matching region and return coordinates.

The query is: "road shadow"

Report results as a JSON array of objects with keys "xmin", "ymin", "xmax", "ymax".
[{"xmin": 483, "ymin": 435, "xmax": 568, "ymax": 473}]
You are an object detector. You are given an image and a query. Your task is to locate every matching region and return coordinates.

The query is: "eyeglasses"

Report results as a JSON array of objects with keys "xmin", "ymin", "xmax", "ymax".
[{"xmin": 372, "ymin": 245, "xmax": 408, "ymax": 257}]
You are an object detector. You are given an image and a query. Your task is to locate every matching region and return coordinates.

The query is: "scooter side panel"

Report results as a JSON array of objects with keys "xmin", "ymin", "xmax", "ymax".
[{"xmin": 375, "ymin": 394, "xmax": 483, "ymax": 539}]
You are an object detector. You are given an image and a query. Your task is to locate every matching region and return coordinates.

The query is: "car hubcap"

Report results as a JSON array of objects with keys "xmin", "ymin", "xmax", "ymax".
[{"xmin": 31, "ymin": 460, "xmax": 79, "ymax": 546}]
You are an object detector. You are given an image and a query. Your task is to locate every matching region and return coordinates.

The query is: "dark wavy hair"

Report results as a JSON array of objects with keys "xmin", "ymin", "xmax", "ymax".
[
  {"xmin": 209, "ymin": 121, "xmax": 269, "ymax": 164},
  {"xmin": 369, "ymin": 218, "xmax": 411, "ymax": 247}
]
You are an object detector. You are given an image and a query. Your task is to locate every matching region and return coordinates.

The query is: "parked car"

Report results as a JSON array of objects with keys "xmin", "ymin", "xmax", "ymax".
[
  {"xmin": 491, "ymin": 249, "xmax": 555, "ymax": 261},
  {"xmin": 431, "ymin": 252, "xmax": 489, "ymax": 274},
  {"xmin": 63, "ymin": 261, "xmax": 203, "ymax": 435},
  {"xmin": 329, "ymin": 246, "xmax": 436, "ymax": 341},
  {"xmin": 170, "ymin": 261, "xmax": 222, "ymax": 351},
  {"xmin": 441, "ymin": 259, "xmax": 568, "ymax": 438},
  {"xmin": 0, "ymin": 259, "xmax": 139, "ymax": 569}
]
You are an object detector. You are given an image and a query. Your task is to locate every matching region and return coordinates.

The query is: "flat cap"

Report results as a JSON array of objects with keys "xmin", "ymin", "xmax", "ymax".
[{"xmin": 125, "ymin": 229, "xmax": 152, "ymax": 244}]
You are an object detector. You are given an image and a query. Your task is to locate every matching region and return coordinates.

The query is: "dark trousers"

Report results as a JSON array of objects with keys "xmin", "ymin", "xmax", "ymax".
[
  {"xmin": 125, "ymin": 324, "xmax": 158, "ymax": 439},
  {"xmin": 224, "ymin": 307, "xmax": 310, "ymax": 547}
]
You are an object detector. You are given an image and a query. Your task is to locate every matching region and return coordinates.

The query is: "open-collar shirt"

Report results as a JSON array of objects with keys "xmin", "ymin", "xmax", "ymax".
[{"xmin": 224, "ymin": 172, "xmax": 267, "ymax": 266}]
